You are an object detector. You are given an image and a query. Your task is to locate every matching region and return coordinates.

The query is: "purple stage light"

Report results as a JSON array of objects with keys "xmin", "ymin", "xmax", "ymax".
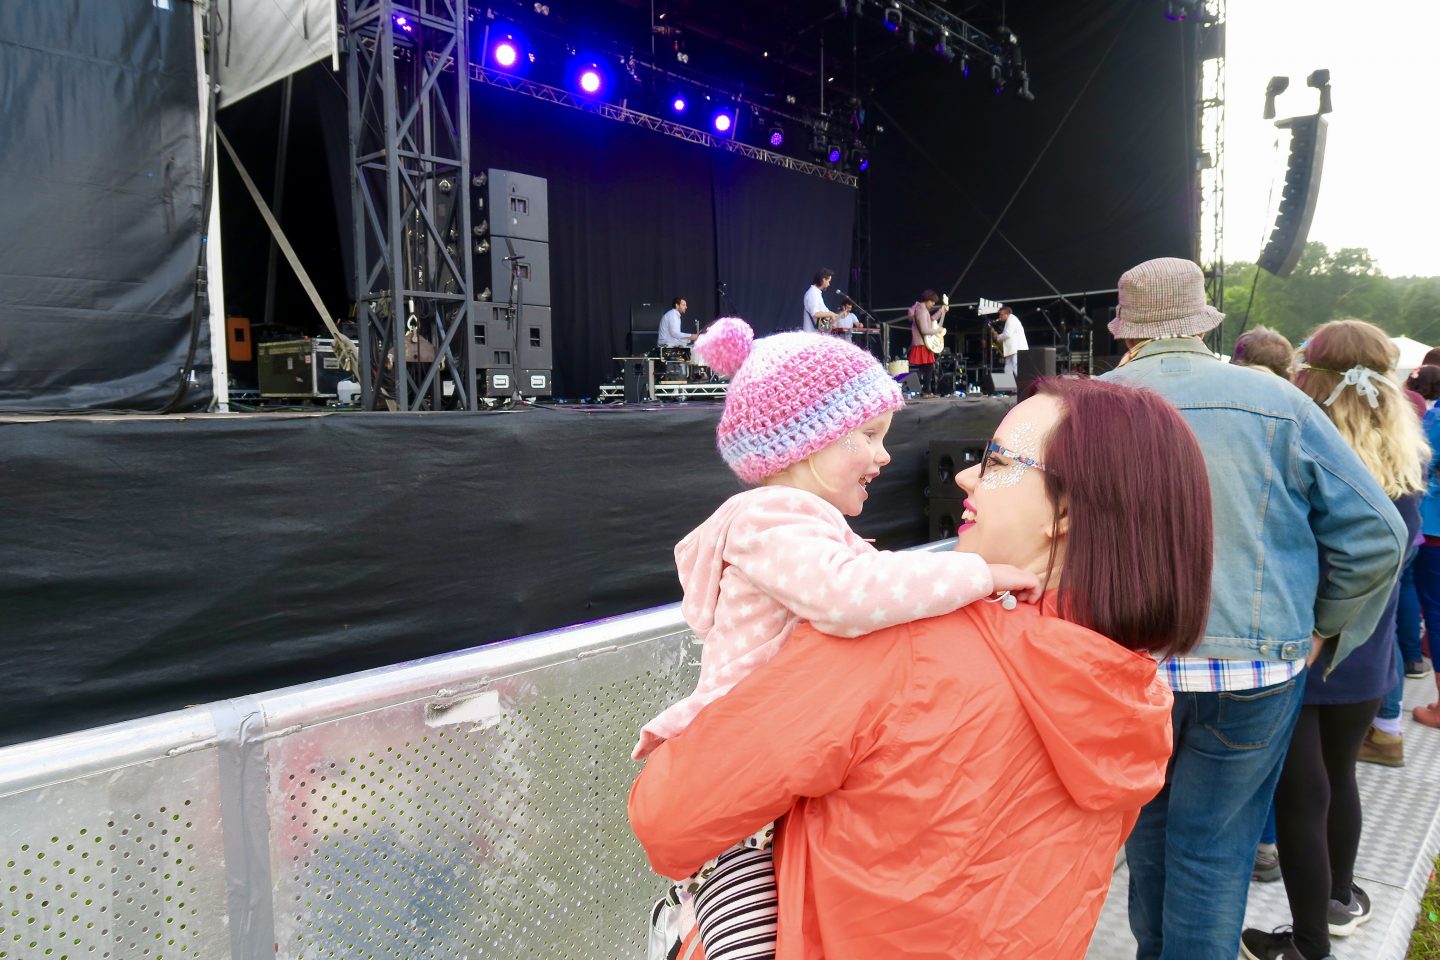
[
  {"xmin": 393, "ymin": 14, "xmax": 414, "ymax": 33},
  {"xmin": 769, "ymin": 129, "xmax": 784, "ymax": 147},
  {"xmin": 493, "ymin": 41, "xmax": 518, "ymax": 68},
  {"xmin": 827, "ymin": 147, "xmax": 842, "ymax": 163},
  {"xmin": 859, "ymin": 157, "xmax": 870, "ymax": 172},
  {"xmin": 579, "ymin": 68, "xmax": 602, "ymax": 94},
  {"xmin": 672, "ymin": 96, "xmax": 687, "ymax": 113},
  {"xmin": 713, "ymin": 112, "xmax": 733, "ymax": 134}
]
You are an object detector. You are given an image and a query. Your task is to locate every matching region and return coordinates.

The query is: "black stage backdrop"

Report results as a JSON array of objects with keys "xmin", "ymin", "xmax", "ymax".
[
  {"xmin": 0, "ymin": 0, "xmax": 209, "ymax": 412},
  {"xmin": 218, "ymin": 69, "xmax": 857, "ymax": 400},
  {"xmin": 867, "ymin": 2, "xmax": 1195, "ymax": 311},
  {"xmin": 0, "ymin": 399, "xmax": 1005, "ymax": 746}
]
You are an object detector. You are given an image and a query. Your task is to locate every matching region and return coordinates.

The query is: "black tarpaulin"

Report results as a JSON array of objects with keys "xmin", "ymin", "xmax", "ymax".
[
  {"xmin": 0, "ymin": 0, "xmax": 209, "ymax": 411},
  {"xmin": 0, "ymin": 399, "xmax": 1006, "ymax": 746}
]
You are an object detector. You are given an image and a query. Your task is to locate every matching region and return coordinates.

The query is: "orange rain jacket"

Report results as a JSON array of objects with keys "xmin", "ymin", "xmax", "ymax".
[{"xmin": 629, "ymin": 599, "xmax": 1174, "ymax": 959}]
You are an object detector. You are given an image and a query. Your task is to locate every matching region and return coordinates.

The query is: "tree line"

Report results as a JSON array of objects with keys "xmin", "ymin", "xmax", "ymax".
[{"xmin": 1219, "ymin": 242, "xmax": 1440, "ymax": 352}]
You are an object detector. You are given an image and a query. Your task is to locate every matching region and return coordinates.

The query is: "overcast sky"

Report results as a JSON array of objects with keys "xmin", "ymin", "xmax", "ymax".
[{"xmin": 1224, "ymin": 0, "xmax": 1440, "ymax": 277}]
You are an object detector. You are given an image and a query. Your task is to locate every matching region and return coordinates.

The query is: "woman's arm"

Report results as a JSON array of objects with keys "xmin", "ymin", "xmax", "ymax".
[{"xmin": 628, "ymin": 622, "xmax": 909, "ymax": 879}]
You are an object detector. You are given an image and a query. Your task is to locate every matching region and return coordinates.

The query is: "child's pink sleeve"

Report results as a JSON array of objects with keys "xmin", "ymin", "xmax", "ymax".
[{"xmin": 725, "ymin": 494, "xmax": 994, "ymax": 637}]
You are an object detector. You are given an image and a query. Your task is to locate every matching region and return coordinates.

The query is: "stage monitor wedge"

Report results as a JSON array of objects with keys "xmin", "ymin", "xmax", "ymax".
[{"xmin": 1258, "ymin": 115, "xmax": 1327, "ymax": 278}]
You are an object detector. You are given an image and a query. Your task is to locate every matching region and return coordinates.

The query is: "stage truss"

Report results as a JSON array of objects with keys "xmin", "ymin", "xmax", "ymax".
[{"xmin": 347, "ymin": 0, "xmax": 476, "ymax": 410}]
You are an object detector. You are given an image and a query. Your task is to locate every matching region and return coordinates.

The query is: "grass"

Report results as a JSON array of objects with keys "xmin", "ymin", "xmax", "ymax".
[{"xmin": 1411, "ymin": 858, "xmax": 1440, "ymax": 958}]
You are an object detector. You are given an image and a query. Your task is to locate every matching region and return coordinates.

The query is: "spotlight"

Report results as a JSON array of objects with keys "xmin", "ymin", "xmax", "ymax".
[
  {"xmin": 392, "ymin": 14, "xmax": 414, "ymax": 33},
  {"xmin": 671, "ymin": 95, "xmax": 687, "ymax": 113},
  {"xmin": 882, "ymin": 4, "xmax": 902, "ymax": 31},
  {"xmin": 849, "ymin": 145, "xmax": 869, "ymax": 171},
  {"xmin": 935, "ymin": 32, "xmax": 955, "ymax": 63},
  {"xmin": 859, "ymin": 157, "xmax": 870, "ymax": 172},
  {"xmin": 768, "ymin": 125, "xmax": 785, "ymax": 148},
  {"xmin": 712, "ymin": 111, "xmax": 735, "ymax": 135},
  {"xmin": 577, "ymin": 67, "xmax": 603, "ymax": 95},
  {"xmin": 826, "ymin": 145, "xmax": 842, "ymax": 164},
  {"xmin": 492, "ymin": 38, "xmax": 519, "ymax": 69},
  {"xmin": 991, "ymin": 59, "xmax": 1005, "ymax": 94},
  {"xmin": 1263, "ymin": 75, "xmax": 1289, "ymax": 120}
]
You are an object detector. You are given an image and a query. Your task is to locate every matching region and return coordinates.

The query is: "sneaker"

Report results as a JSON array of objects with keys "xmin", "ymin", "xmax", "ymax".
[
  {"xmin": 1252, "ymin": 843, "xmax": 1282, "ymax": 882},
  {"xmin": 1240, "ymin": 926, "xmax": 1335, "ymax": 960},
  {"xmin": 1328, "ymin": 882, "xmax": 1372, "ymax": 936},
  {"xmin": 1407, "ymin": 658, "xmax": 1433, "ymax": 679},
  {"xmin": 1357, "ymin": 726, "xmax": 1404, "ymax": 767}
]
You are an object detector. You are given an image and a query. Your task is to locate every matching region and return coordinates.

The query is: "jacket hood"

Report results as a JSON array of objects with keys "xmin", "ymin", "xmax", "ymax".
[
  {"xmin": 968, "ymin": 598, "xmax": 1174, "ymax": 812},
  {"xmin": 673, "ymin": 490, "xmax": 755, "ymax": 639}
]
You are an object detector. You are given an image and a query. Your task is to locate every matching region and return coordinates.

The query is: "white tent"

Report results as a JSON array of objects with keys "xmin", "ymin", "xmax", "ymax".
[{"xmin": 1393, "ymin": 335, "xmax": 1433, "ymax": 380}]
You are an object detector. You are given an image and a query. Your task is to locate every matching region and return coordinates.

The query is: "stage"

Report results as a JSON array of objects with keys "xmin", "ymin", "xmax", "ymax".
[{"xmin": 0, "ymin": 395, "xmax": 1008, "ymax": 746}]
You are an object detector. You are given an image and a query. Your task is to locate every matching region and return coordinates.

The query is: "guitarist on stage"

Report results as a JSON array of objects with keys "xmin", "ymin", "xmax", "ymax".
[{"xmin": 907, "ymin": 289, "xmax": 949, "ymax": 396}]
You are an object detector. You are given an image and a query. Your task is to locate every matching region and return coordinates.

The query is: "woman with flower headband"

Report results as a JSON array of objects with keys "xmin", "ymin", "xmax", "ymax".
[{"xmin": 1241, "ymin": 320, "xmax": 1429, "ymax": 960}]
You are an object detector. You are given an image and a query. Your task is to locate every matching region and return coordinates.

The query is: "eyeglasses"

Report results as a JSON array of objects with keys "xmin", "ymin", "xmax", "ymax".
[{"xmin": 978, "ymin": 440, "xmax": 1047, "ymax": 480}]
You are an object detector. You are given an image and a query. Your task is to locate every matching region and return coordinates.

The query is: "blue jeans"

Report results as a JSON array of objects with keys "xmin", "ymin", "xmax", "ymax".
[
  {"xmin": 1397, "ymin": 549, "xmax": 1423, "ymax": 664},
  {"xmin": 1126, "ymin": 677, "xmax": 1306, "ymax": 960},
  {"xmin": 1380, "ymin": 640, "xmax": 1405, "ymax": 722}
]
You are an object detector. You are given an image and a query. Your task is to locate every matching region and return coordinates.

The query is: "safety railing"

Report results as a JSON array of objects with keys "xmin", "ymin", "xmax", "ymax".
[{"xmin": 0, "ymin": 604, "xmax": 700, "ymax": 960}]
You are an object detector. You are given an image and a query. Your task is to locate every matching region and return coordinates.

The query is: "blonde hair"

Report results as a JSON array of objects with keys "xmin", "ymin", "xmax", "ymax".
[{"xmin": 1294, "ymin": 319, "xmax": 1429, "ymax": 497}]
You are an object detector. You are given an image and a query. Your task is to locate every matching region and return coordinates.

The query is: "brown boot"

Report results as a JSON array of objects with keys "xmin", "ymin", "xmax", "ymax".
[
  {"xmin": 1358, "ymin": 726, "xmax": 1405, "ymax": 767},
  {"xmin": 1414, "ymin": 702, "xmax": 1440, "ymax": 728}
]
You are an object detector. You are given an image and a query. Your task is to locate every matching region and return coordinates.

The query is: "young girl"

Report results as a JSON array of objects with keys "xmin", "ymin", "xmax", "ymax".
[{"xmin": 634, "ymin": 318, "xmax": 1040, "ymax": 960}]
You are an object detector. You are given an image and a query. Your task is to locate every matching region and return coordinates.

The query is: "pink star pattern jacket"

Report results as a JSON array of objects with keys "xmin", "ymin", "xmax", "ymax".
[{"xmin": 633, "ymin": 485, "xmax": 993, "ymax": 760}]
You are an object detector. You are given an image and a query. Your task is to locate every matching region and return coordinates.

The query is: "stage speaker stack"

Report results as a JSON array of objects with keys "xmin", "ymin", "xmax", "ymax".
[
  {"xmin": 1258, "ymin": 115, "xmax": 1327, "ymax": 277},
  {"xmin": 469, "ymin": 169, "xmax": 553, "ymax": 398},
  {"xmin": 925, "ymin": 438, "xmax": 987, "ymax": 542},
  {"xmin": 1017, "ymin": 346, "xmax": 1057, "ymax": 398}
]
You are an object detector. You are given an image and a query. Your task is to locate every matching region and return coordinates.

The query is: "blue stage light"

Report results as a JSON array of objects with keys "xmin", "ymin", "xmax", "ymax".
[
  {"xmin": 672, "ymin": 96, "xmax": 687, "ymax": 113},
  {"xmin": 578, "ymin": 67, "xmax": 602, "ymax": 94},
  {"xmin": 713, "ymin": 112, "xmax": 733, "ymax": 134},
  {"xmin": 493, "ymin": 39, "xmax": 519, "ymax": 68},
  {"xmin": 769, "ymin": 127, "xmax": 785, "ymax": 148},
  {"xmin": 827, "ymin": 146, "xmax": 842, "ymax": 163}
]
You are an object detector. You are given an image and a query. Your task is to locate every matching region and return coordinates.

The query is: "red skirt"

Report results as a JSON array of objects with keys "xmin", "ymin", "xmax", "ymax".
[{"xmin": 908, "ymin": 344, "xmax": 936, "ymax": 366}]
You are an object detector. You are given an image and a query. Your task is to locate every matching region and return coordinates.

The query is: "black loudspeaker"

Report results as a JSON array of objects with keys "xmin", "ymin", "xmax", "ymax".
[
  {"xmin": 629, "ymin": 330, "xmax": 659, "ymax": 355},
  {"xmin": 630, "ymin": 302, "xmax": 667, "ymax": 333},
  {"xmin": 623, "ymin": 358, "xmax": 651, "ymax": 403},
  {"xmin": 477, "ymin": 237, "xmax": 551, "ymax": 307},
  {"xmin": 1258, "ymin": 115, "xmax": 1327, "ymax": 277},
  {"xmin": 926, "ymin": 439, "xmax": 988, "ymax": 498},
  {"xmin": 468, "ymin": 304, "xmax": 552, "ymax": 398},
  {"xmin": 485, "ymin": 169, "xmax": 549, "ymax": 242},
  {"xmin": 927, "ymin": 498, "xmax": 967, "ymax": 542},
  {"xmin": 1017, "ymin": 346, "xmax": 1058, "ymax": 398}
]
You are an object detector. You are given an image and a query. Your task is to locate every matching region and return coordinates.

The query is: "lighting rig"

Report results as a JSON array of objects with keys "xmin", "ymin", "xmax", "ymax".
[{"xmin": 852, "ymin": 0, "xmax": 1034, "ymax": 101}]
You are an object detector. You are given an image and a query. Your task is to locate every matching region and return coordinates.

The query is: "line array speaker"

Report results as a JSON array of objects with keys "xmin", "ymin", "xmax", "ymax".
[{"xmin": 1258, "ymin": 115, "xmax": 1327, "ymax": 278}]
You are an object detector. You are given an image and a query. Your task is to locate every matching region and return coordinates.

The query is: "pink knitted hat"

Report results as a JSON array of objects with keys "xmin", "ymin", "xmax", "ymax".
[{"xmin": 694, "ymin": 317, "xmax": 904, "ymax": 484}]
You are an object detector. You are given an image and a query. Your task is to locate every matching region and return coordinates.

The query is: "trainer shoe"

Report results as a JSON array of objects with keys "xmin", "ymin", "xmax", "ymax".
[
  {"xmin": 1407, "ymin": 658, "xmax": 1433, "ymax": 679},
  {"xmin": 1240, "ymin": 926, "xmax": 1334, "ymax": 960},
  {"xmin": 1252, "ymin": 842, "xmax": 1281, "ymax": 882},
  {"xmin": 1357, "ymin": 726, "xmax": 1404, "ymax": 767},
  {"xmin": 1328, "ymin": 882, "xmax": 1372, "ymax": 936}
]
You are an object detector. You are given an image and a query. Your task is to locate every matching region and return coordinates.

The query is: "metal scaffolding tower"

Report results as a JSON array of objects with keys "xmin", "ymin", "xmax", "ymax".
[
  {"xmin": 346, "ymin": 0, "xmax": 475, "ymax": 410},
  {"xmin": 1197, "ymin": 0, "xmax": 1227, "ymax": 344}
]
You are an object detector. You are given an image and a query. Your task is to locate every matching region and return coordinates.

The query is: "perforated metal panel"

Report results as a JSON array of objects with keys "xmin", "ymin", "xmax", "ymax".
[
  {"xmin": 267, "ymin": 630, "xmax": 697, "ymax": 959},
  {"xmin": 0, "ymin": 751, "xmax": 229, "ymax": 960}
]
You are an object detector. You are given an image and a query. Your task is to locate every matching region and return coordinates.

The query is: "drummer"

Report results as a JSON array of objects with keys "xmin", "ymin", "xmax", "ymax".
[{"xmin": 657, "ymin": 297, "xmax": 696, "ymax": 350}]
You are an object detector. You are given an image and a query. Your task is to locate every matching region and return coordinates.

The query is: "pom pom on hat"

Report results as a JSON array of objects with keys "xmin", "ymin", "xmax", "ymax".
[
  {"xmin": 694, "ymin": 317, "xmax": 753, "ymax": 379},
  {"xmin": 709, "ymin": 323, "xmax": 904, "ymax": 484}
]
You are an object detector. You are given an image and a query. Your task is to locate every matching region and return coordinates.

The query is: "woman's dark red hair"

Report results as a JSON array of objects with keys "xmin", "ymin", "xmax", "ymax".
[{"xmin": 1033, "ymin": 377, "xmax": 1213, "ymax": 659}]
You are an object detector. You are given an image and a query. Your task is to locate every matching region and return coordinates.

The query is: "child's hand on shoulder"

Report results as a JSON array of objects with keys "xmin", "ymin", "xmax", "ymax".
[{"xmin": 986, "ymin": 564, "xmax": 1042, "ymax": 604}]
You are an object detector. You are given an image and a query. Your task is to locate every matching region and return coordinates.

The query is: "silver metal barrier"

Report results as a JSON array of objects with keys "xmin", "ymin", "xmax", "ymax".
[{"xmin": 1, "ymin": 605, "xmax": 699, "ymax": 960}]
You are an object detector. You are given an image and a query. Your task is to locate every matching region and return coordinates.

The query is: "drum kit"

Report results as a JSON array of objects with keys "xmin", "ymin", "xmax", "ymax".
[{"xmin": 658, "ymin": 346, "xmax": 713, "ymax": 383}]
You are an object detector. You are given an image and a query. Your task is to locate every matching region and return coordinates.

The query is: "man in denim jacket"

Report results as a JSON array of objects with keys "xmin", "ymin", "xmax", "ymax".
[{"xmin": 1101, "ymin": 258, "xmax": 1405, "ymax": 960}]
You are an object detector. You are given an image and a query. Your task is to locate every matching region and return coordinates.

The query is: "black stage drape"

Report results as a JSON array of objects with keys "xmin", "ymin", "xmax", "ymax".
[
  {"xmin": 0, "ymin": 0, "xmax": 208, "ymax": 412},
  {"xmin": 0, "ymin": 399, "xmax": 1005, "ymax": 746},
  {"xmin": 220, "ymin": 69, "xmax": 857, "ymax": 400},
  {"xmin": 867, "ymin": 2, "xmax": 1194, "ymax": 310}
]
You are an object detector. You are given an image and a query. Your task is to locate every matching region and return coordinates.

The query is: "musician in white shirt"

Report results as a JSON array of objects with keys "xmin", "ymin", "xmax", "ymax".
[
  {"xmin": 990, "ymin": 305, "xmax": 1028, "ymax": 377},
  {"xmin": 657, "ymin": 297, "xmax": 696, "ymax": 348},
  {"xmin": 832, "ymin": 298, "xmax": 858, "ymax": 331},
  {"xmin": 802, "ymin": 268, "xmax": 838, "ymax": 332}
]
